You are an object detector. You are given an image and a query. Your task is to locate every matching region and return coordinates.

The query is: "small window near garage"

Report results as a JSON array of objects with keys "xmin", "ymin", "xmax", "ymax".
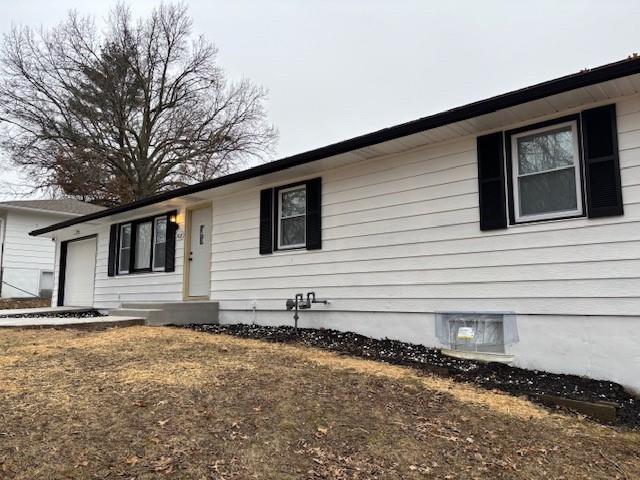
[
  {"xmin": 509, "ymin": 120, "xmax": 583, "ymax": 223},
  {"xmin": 435, "ymin": 313, "xmax": 518, "ymax": 354},
  {"xmin": 278, "ymin": 184, "xmax": 307, "ymax": 249},
  {"xmin": 118, "ymin": 224, "xmax": 132, "ymax": 274},
  {"xmin": 152, "ymin": 217, "xmax": 167, "ymax": 271},
  {"xmin": 39, "ymin": 271, "xmax": 54, "ymax": 298}
]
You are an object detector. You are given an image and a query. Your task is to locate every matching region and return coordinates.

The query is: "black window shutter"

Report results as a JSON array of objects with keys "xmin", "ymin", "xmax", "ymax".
[
  {"xmin": 581, "ymin": 104, "xmax": 623, "ymax": 218},
  {"xmin": 165, "ymin": 212, "xmax": 177, "ymax": 272},
  {"xmin": 57, "ymin": 241, "xmax": 68, "ymax": 306},
  {"xmin": 306, "ymin": 177, "xmax": 322, "ymax": 250},
  {"xmin": 259, "ymin": 188, "xmax": 274, "ymax": 254},
  {"xmin": 476, "ymin": 132, "xmax": 507, "ymax": 230},
  {"xmin": 107, "ymin": 224, "xmax": 118, "ymax": 276}
]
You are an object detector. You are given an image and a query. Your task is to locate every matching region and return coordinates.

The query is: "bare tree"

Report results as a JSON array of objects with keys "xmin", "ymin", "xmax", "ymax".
[{"xmin": 0, "ymin": 3, "xmax": 277, "ymax": 205}]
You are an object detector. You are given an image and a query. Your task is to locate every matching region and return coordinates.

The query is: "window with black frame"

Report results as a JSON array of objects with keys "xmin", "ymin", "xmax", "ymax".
[{"xmin": 113, "ymin": 212, "xmax": 174, "ymax": 275}]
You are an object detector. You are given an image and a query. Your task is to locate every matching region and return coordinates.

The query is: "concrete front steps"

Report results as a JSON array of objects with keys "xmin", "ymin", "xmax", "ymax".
[{"xmin": 109, "ymin": 301, "xmax": 219, "ymax": 326}]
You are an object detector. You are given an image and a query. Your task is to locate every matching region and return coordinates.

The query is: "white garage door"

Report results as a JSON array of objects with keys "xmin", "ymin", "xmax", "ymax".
[{"xmin": 64, "ymin": 237, "xmax": 97, "ymax": 307}]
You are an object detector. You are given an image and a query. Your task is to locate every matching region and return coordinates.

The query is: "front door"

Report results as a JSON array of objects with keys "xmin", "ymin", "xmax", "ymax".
[{"xmin": 187, "ymin": 206, "xmax": 212, "ymax": 297}]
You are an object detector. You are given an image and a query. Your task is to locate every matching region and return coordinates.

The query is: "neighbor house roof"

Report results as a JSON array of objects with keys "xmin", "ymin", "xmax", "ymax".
[
  {"xmin": 30, "ymin": 55, "xmax": 640, "ymax": 236},
  {"xmin": 0, "ymin": 199, "xmax": 105, "ymax": 216}
]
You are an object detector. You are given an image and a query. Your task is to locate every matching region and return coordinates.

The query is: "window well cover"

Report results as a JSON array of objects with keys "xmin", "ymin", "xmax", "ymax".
[{"xmin": 435, "ymin": 313, "xmax": 518, "ymax": 354}]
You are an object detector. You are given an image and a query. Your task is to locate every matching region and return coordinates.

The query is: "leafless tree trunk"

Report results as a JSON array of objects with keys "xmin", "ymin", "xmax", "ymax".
[{"xmin": 0, "ymin": 2, "xmax": 277, "ymax": 205}]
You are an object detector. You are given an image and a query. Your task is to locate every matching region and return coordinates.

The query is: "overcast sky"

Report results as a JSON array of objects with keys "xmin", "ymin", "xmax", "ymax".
[{"xmin": 1, "ymin": 0, "xmax": 639, "ymax": 198}]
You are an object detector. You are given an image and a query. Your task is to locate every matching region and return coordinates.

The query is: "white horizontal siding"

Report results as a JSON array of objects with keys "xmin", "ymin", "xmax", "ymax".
[
  {"xmin": 210, "ymin": 94, "xmax": 640, "ymax": 316},
  {"xmin": 2, "ymin": 211, "xmax": 66, "ymax": 298},
  {"xmin": 2, "ymin": 211, "xmax": 59, "ymax": 271}
]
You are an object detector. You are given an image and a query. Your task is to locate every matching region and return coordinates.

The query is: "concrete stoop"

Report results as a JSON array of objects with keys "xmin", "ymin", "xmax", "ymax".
[{"xmin": 109, "ymin": 301, "xmax": 219, "ymax": 326}]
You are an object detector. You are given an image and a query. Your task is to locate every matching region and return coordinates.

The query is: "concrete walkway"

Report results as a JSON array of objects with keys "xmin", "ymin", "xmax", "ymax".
[
  {"xmin": 0, "ymin": 307, "xmax": 144, "ymax": 328},
  {"xmin": 0, "ymin": 315, "xmax": 144, "ymax": 328}
]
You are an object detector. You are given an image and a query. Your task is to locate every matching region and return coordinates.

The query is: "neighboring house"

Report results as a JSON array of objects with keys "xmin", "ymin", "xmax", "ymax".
[
  {"xmin": 0, "ymin": 199, "xmax": 104, "ymax": 298},
  {"xmin": 31, "ymin": 57, "xmax": 640, "ymax": 392}
]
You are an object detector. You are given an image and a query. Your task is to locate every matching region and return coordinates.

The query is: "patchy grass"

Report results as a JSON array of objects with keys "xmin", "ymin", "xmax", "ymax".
[{"xmin": 0, "ymin": 327, "xmax": 638, "ymax": 479}]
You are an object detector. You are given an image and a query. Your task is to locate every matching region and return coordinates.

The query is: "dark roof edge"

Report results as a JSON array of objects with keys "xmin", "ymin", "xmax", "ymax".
[{"xmin": 30, "ymin": 56, "xmax": 640, "ymax": 236}]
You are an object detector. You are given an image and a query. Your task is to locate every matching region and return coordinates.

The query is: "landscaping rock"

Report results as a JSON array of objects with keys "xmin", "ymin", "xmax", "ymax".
[{"xmin": 0, "ymin": 309, "xmax": 105, "ymax": 319}]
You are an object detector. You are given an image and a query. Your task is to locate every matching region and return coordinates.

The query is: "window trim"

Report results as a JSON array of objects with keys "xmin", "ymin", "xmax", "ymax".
[
  {"xmin": 275, "ymin": 183, "xmax": 307, "ymax": 250},
  {"xmin": 152, "ymin": 216, "xmax": 167, "ymax": 272},
  {"xmin": 505, "ymin": 115, "xmax": 586, "ymax": 225}
]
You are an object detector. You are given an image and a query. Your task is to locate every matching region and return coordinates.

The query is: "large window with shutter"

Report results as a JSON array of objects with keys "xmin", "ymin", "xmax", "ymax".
[
  {"xmin": 108, "ymin": 211, "xmax": 177, "ymax": 276},
  {"xmin": 259, "ymin": 177, "xmax": 322, "ymax": 254},
  {"xmin": 477, "ymin": 104, "xmax": 623, "ymax": 230}
]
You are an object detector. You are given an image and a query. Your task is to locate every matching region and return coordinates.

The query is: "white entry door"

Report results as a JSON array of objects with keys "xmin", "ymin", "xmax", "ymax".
[
  {"xmin": 64, "ymin": 237, "xmax": 97, "ymax": 306},
  {"xmin": 187, "ymin": 207, "xmax": 212, "ymax": 297}
]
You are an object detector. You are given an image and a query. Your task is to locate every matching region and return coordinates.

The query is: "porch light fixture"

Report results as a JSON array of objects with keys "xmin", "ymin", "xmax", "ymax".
[{"xmin": 169, "ymin": 213, "xmax": 182, "ymax": 230}]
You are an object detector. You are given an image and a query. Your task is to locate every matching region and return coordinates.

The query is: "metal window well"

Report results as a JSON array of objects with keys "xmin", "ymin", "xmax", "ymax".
[{"xmin": 435, "ymin": 313, "xmax": 518, "ymax": 354}]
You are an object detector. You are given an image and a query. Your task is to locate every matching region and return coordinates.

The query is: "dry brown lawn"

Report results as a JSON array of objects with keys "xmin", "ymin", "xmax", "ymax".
[{"xmin": 0, "ymin": 326, "xmax": 638, "ymax": 479}]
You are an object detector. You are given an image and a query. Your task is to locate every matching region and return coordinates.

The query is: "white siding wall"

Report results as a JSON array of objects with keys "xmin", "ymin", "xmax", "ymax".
[
  {"xmin": 1, "ymin": 211, "xmax": 59, "ymax": 298},
  {"xmin": 210, "ymin": 95, "xmax": 640, "ymax": 317}
]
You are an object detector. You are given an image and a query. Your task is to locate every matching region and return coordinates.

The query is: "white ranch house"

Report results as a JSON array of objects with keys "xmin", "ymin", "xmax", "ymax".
[{"xmin": 32, "ymin": 58, "xmax": 640, "ymax": 392}]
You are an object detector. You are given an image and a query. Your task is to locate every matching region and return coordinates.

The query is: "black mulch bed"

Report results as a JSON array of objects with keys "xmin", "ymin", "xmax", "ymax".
[
  {"xmin": 0, "ymin": 309, "xmax": 105, "ymax": 319},
  {"xmin": 182, "ymin": 323, "xmax": 640, "ymax": 428}
]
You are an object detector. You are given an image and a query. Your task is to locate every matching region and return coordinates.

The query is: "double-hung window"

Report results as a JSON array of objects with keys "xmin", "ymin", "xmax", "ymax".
[
  {"xmin": 118, "ymin": 224, "xmax": 132, "ymax": 274},
  {"xmin": 115, "ymin": 213, "xmax": 173, "ymax": 274},
  {"xmin": 277, "ymin": 185, "xmax": 307, "ymax": 249},
  {"xmin": 510, "ymin": 120, "xmax": 583, "ymax": 223},
  {"xmin": 134, "ymin": 221, "xmax": 152, "ymax": 270},
  {"xmin": 153, "ymin": 217, "xmax": 167, "ymax": 271}
]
